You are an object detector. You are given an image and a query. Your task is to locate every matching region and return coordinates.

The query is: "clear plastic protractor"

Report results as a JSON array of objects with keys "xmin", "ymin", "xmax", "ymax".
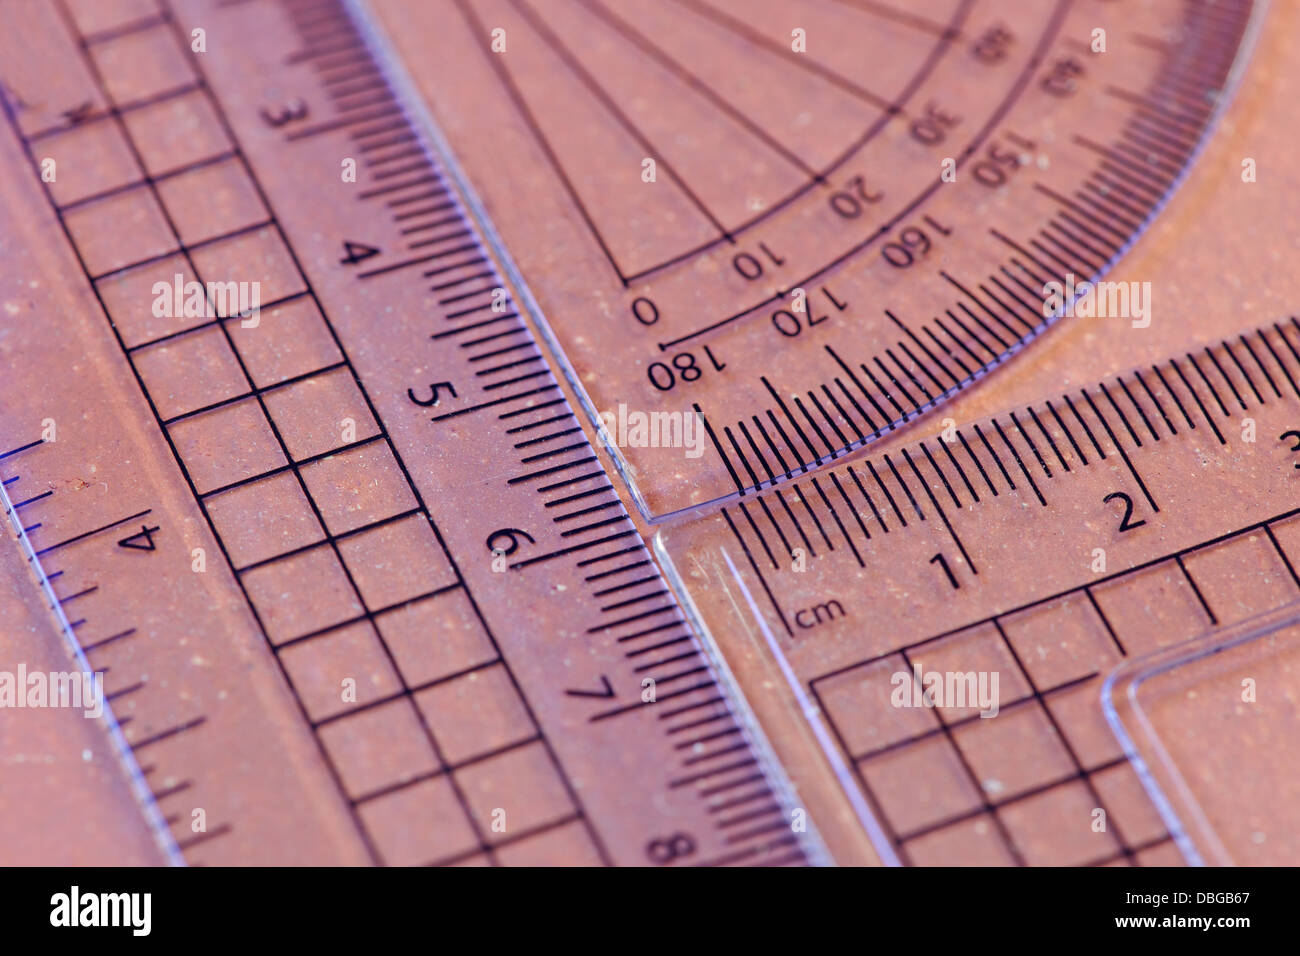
[{"xmin": 396, "ymin": 0, "xmax": 1265, "ymax": 518}]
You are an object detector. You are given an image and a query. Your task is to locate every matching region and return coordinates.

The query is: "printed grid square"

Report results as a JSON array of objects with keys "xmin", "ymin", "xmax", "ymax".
[
  {"xmin": 1043, "ymin": 678, "xmax": 1124, "ymax": 769},
  {"xmin": 494, "ymin": 820, "xmax": 604, "ymax": 866},
  {"xmin": 1267, "ymin": 513, "xmax": 1300, "ymax": 571},
  {"xmin": 64, "ymin": 189, "xmax": 176, "ymax": 277},
  {"xmin": 206, "ymin": 470, "xmax": 324, "ymax": 569},
  {"xmin": 39, "ymin": 123, "xmax": 140, "ymax": 207},
  {"xmin": 1092, "ymin": 561, "xmax": 1217, "ymax": 658},
  {"xmin": 997, "ymin": 779, "xmax": 1121, "ymax": 866},
  {"xmin": 414, "ymin": 663, "xmax": 535, "ymax": 766},
  {"xmin": 132, "ymin": 326, "xmax": 246, "ymax": 421},
  {"xmin": 227, "ymin": 297, "xmax": 342, "ymax": 387},
  {"xmin": 1181, "ymin": 534, "xmax": 1299, "ymax": 627},
  {"xmin": 812, "ymin": 655, "xmax": 941, "ymax": 759},
  {"xmin": 857, "ymin": 735, "xmax": 982, "ymax": 838},
  {"xmin": 300, "ymin": 442, "xmax": 419, "ymax": 534},
  {"xmin": 454, "ymin": 740, "xmax": 575, "ymax": 845},
  {"xmin": 241, "ymin": 544, "xmax": 362, "ymax": 645},
  {"xmin": 155, "ymin": 157, "xmax": 268, "ymax": 246},
  {"xmin": 337, "ymin": 514, "xmax": 458, "ymax": 609},
  {"xmin": 904, "ymin": 813, "xmax": 1018, "ymax": 866},
  {"xmin": 1089, "ymin": 761, "xmax": 1167, "ymax": 848},
  {"xmin": 377, "ymin": 589, "xmax": 497, "ymax": 687},
  {"xmin": 279, "ymin": 621, "xmax": 402, "ymax": 723},
  {"xmin": 88, "ymin": 25, "xmax": 196, "ymax": 106},
  {"xmin": 167, "ymin": 397, "xmax": 286, "ymax": 495},
  {"xmin": 357, "ymin": 776, "xmax": 480, "ymax": 867},
  {"xmin": 951, "ymin": 703, "xmax": 1077, "ymax": 804},
  {"xmin": 64, "ymin": 0, "xmax": 161, "ymax": 36},
  {"xmin": 189, "ymin": 228, "xmax": 304, "ymax": 312},
  {"xmin": 121, "ymin": 90, "xmax": 232, "ymax": 177},
  {"xmin": 261, "ymin": 368, "xmax": 379, "ymax": 461},
  {"xmin": 317, "ymin": 697, "xmax": 439, "ymax": 800},
  {"xmin": 96, "ymin": 252, "xmax": 206, "ymax": 348},
  {"xmin": 999, "ymin": 593, "xmax": 1120, "ymax": 689},
  {"xmin": 907, "ymin": 622, "xmax": 1030, "ymax": 723}
]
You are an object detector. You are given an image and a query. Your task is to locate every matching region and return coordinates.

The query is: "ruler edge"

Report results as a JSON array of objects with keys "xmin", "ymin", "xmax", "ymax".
[
  {"xmin": 656, "ymin": 312, "xmax": 1300, "ymax": 867},
  {"xmin": 347, "ymin": 0, "xmax": 835, "ymax": 867},
  {"xmin": 0, "ymin": 460, "xmax": 184, "ymax": 866}
]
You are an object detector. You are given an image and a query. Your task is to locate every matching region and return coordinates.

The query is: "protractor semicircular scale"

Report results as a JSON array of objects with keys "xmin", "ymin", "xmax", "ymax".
[{"xmin": 404, "ymin": 0, "xmax": 1266, "ymax": 520}]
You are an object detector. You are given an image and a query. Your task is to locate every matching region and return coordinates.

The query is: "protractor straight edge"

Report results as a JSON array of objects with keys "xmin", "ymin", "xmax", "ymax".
[
  {"xmin": 386, "ymin": 0, "xmax": 1267, "ymax": 522},
  {"xmin": 0, "ymin": 0, "xmax": 821, "ymax": 867},
  {"xmin": 657, "ymin": 319, "xmax": 1300, "ymax": 867}
]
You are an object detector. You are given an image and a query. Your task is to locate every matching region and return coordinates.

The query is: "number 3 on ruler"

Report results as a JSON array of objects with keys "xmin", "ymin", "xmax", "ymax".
[{"xmin": 1279, "ymin": 429, "xmax": 1300, "ymax": 468}]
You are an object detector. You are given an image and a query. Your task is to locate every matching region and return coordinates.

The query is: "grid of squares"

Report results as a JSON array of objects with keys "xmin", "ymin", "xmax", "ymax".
[
  {"xmin": 43, "ymin": 1, "xmax": 595, "ymax": 866},
  {"xmin": 812, "ymin": 524, "xmax": 1300, "ymax": 866}
]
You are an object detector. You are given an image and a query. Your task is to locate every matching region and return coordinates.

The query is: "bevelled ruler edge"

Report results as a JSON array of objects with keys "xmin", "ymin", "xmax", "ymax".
[
  {"xmin": 348, "ymin": 0, "xmax": 834, "ymax": 865},
  {"xmin": 0, "ymin": 472, "xmax": 185, "ymax": 866},
  {"xmin": 655, "ymin": 315, "xmax": 1300, "ymax": 867},
  {"xmin": 654, "ymin": 529, "xmax": 898, "ymax": 865}
]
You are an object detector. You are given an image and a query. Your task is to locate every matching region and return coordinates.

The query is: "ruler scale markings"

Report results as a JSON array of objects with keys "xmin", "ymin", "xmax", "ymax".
[
  {"xmin": 343, "ymin": 0, "xmax": 811, "ymax": 858},
  {"xmin": 10, "ymin": 0, "xmax": 785, "ymax": 868},
  {"xmin": 1079, "ymin": 387, "xmax": 1159, "ymax": 512},
  {"xmin": 219, "ymin": 0, "xmax": 795, "ymax": 868},
  {"xmin": 580, "ymin": 0, "xmax": 1250, "ymax": 515},
  {"xmin": 0, "ymin": 0, "xmax": 1280, "ymax": 871},
  {"xmin": 1008, "ymin": 410, "xmax": 1052, "ymax": 478},
  {"xmin": 13, "ymin": 0, "xmax": 407, "ymax": 864},
  {"xmin": 659, "ymin": 317, "xmax": 1300, "ymax": 864}
]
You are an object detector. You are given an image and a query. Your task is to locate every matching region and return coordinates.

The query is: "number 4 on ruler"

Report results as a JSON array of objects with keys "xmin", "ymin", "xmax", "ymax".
[{"xmin": 117, "ymin": 524, "xmax": 160, "ymax": 551}]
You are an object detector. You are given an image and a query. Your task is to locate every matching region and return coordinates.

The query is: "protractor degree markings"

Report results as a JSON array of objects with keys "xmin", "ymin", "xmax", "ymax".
[
  {"xmin": 654, "ymin": 0, "xmax": 1071, "ymax": 351},
  {"xmin": 458, "ymin": 0, "xmax": 970, "ymax": 284},
  {"xmin": 664, "ymin": 4, "xmax": 1253, "ymax": 501},
  {"xmin": 619, "ymin": 0, "xmax": 976, "ymax": 285}
]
